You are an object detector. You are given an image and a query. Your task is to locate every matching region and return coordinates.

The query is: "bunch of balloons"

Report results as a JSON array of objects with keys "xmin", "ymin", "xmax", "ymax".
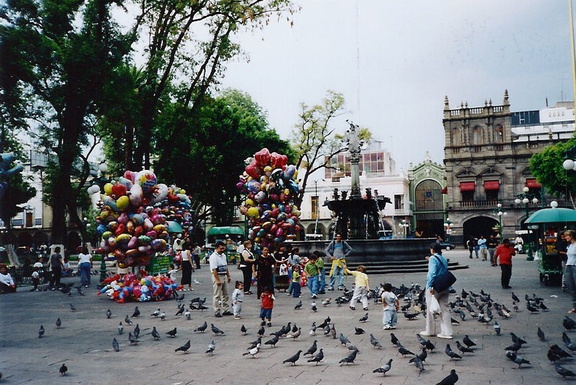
[
  {"xmin": 89, "ymin": 170, "xmax": 191, "ymax": 267},
  {"xmin": 237, "ymin": 148, "xmax": 301, "ymax": 249},
  {"xmin": 98, "ymin": 273, "xmax": 179, "ymax": 303}
]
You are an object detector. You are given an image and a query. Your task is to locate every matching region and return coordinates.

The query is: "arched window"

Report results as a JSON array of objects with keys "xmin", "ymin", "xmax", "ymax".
[
  {"xmin": 415, "ymin": 179, "xmax": 443, "ymax": 211},
  {"xmin": 472, "ymin": 126, "xmax": 482, "ymax": 145},
  {"xmin": 494, "ymin": 124, "xmax": 504, "ymax": 143},
  {"xmin": 451, "ymin": 128, "xmax": 461, "ymax": 146}
]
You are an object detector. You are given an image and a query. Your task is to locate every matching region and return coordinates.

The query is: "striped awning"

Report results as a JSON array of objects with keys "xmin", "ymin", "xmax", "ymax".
[{"xmin": 460, "ymin": 182, "xmax": 475, "ymax": 192}]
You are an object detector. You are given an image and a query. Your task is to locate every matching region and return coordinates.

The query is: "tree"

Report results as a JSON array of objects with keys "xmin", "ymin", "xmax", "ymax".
[
  {"xmin": 530, "ymin": 136, "xmax": 576, "ymax": 208},
  {"xmin": 290, "ymin": 90, "xmax": 371, "ymax": 207},
  {"xmin": 1, "ymin": 0, "xmax": 133, "ymax": 246},
  {"xmin": 153, "ymin": 89, "xmax": 292, "ymax": 230}
]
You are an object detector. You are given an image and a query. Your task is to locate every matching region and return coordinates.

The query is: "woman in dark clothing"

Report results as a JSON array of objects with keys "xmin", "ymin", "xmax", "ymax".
[
  {"xmin": 255, "ymin": 246, "xmax": 276, "ymax": 299},
  {"xmin": 239, "ymin": 240, "xmax": 256, "ymax": 294}
]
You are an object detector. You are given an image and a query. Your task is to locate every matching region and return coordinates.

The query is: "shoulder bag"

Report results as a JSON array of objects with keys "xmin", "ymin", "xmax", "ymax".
[{"xmin": 432, "ymin": 255, "xmax": 456, "ymax": 292}]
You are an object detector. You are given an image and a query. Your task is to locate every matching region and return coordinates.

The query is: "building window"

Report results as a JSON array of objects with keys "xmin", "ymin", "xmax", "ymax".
[
  {"xmin": 311, "ymin": 196, "xmax": 319, "ymax": 220},
  {"xmin": 394, "ymin": 194, "xmax": 403, "ymax": 210},
  {"xmin": 415, "ymin": 180, "xmax": 443, "ymax": 211}
]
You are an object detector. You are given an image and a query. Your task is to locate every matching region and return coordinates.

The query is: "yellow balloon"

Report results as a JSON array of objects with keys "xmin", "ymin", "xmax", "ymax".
[
  {"xmin": 245, "ymin": 198, "xmax": 255, "ymax": 207},
  {"xmin": 116, "ymin": 195, "xmax": 130, "ymax": 211},
  {"xmin": 104, "ymin": 183, "xmax": 113, "ymax": 195},
  {"xmin": 247, "ymin": 207, "xmax": 260, "ymax": 217}
]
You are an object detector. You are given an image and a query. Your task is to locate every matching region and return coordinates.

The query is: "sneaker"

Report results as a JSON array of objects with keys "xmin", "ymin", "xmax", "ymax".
[
  {"xmin": 419, "ymin": 331, "xmax": 434, "ymax": 337},
  {"xmin": 267, "ymin": 322, "xmax": 272, "ymax": 327},
  {"xmin": 222, "ymin": 310, "xmax": 233, "ymax": 316},
  {"xmin": 234, "ymin": 316, "xmax": 242, "ymax": 320},
  {"xmin": 349, "ymin": 306, "xmax": 356, "ymax": 310},
  {"xmin": 50, "ymin": 288, "xmax": 56, "ymax": 291},
  {"xmin": 327, "ymin": 287, "xmax": 334, "ymax": 291},
  {"xmin": 437, "ymin": 334, "xmax": 453, "ymax": 339},
  {"xmin": 261, "ymin": 320, "xmax": 266, "ymax": 326},
  {"xmin": 390, "ymin": 326, "xmax": 396, "ymax": 329},
  {"xmin": 383, "ymin": 325, "xmax": 391, "ymax": 330},
  {"xmin": 363, "ymin": 307, "xmax": 369, "ymax": 311},
  {"xmin": 215, "ymin": 312, "xmax": 222, "ymax": 318},
  {"xmin": 311, "ymin": 294, "xmax": 317, "ymax": 299}
]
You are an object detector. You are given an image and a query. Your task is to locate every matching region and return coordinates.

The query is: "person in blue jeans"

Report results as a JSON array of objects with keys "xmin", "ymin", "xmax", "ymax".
[
  {"xmin": 77, "ymin": 246, "xmax": 93, "ymax": 287},
  {"xmin": 326, "ymin": 234, "xmax": 352, "ymax": 290},
  {"xmin": 304, "ymin": 253, "xmax": 319, "ymax": 299},
  {"xmin": 315, "ymin": 251, "xmax": 326, "ymax": 294}
]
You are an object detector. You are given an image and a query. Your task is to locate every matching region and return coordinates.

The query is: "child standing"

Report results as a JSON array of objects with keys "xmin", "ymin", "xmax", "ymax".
[
  {"xmin": 31, "ymin": 266, "xmax": 40, "ymax": 292},
  {"xmin": 345, "ymin": 265, "xmax": 370, "ymax": 311},
  {"xmin": 381, "ymin": 283, "xmax": 399, "ymax": 329},
  {"xmin": 232, "ymin": 281, "xmax": 244, "ymax": 319},
  {"xmin": 167, "ymin": 264, "xmax": 180, "ymax": 283},
  {"xmin": 291, "ymin": 265, "xmax": 302, "ymax": 298},
  {"xmin": 259, "ymin": 286, "xmax": 275, "ymax": 326}
]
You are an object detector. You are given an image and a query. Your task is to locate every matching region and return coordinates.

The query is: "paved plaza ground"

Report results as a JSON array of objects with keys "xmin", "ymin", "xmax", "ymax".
[{"xmin": 1, "ymin": 248, "xmax": 575, "ymax": 384}]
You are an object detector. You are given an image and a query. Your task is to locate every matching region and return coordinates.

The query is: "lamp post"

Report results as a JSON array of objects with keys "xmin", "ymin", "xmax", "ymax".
[
  {"xmin": 443, "ymin": 217, "xmax": 453, "ymax": 242},
  {"xmin": 493, "ymin": 203, "xmax": 506, "ymax": 240},
  {"xmin": 515, "ymin": 186, "xmax": 539, "ymax": 261},
  {"xmin": 400, "ymin": 219, "xmax": 410, "ymax": 239}
]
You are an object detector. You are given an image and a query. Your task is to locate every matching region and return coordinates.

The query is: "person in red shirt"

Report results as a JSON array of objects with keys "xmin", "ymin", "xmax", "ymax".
[
  {"xmin": 259, "ymin": 286, "xmax": 275, "ymax": 327},
  {"xmin": 494, "ymin": 238, "xmax": 516, "ymax": 289}
]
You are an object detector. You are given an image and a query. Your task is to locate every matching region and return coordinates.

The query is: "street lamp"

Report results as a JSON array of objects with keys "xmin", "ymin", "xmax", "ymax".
[
  {"xmin": 400, "ymin": 219, "xmax": 410, "ymax": 239},
  {"xmin": 443, "ymin": 217, "xmax": 453, "ymax": 242},
  {"xmin": 493, "ymin": 203, "xmax": 507, "ymax": 240},
  {"xmin": 515, "ymin": 186, "xmax": 539, "ymax": 261}
]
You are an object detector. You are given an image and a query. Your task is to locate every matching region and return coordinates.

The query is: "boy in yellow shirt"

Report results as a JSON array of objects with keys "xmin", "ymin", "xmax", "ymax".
[{"xmin": 345, "ymin": 265, "xmax": 370, "ymax": 311}]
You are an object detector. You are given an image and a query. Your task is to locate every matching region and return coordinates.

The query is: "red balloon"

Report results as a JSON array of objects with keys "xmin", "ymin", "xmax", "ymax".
[
  {"xmin": 112, "ymin": 183, "xmax": 127, "ymax": 197},
  {"xmin": 245, "ymin": 161, "xmax": 261, "ymax": 179},
  {"xmin": 254, "ymin": 148, "xmax": 271, "ymax": 165}
]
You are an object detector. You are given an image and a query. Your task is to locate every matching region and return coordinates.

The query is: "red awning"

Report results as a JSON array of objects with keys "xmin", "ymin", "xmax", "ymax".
[
  {"xmin": 484, "ymin": 180, "xmax": 500, "ymax": 191},
  {"xmin": 526, "ymin": 178, "xmax": 541, "ymax": 188},
  {"xmin": 441, "ymin": 186, "xmax": 448, "ymax": 194},
  {"xmin": 460, "ymin": 182, "xmax": 475, "ymax": 192}
]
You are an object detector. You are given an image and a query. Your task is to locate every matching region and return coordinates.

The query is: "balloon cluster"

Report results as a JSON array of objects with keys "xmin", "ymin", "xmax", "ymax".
[
  {"xmin": 237, "ymin": 148, "xmax": 301, "ymax": 248},
  {"xmin": 90, "ymin": 170, "xmax": 191, "ymax": 267},
  {"xmin": 98, "ymin": 273, "xmax": 179, "ymax": 303}
]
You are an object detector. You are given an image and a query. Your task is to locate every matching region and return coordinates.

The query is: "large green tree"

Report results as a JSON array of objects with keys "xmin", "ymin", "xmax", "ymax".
[
  {"xmin": 530, "ymin": 136, "xmax": 576, "ymax": 208},
  {"xmin": 153, "ymin": 89, "xmax": 292, "ymax": 227}
]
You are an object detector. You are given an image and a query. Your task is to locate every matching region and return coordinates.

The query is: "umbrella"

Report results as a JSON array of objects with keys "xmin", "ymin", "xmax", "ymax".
[
  {"xmin": 525, "ymin": 208, "xmax": 576, "ymax": 224},
  {"xmin": 166, "ymin": 221, "xmax": 183, "ymax": 233}
]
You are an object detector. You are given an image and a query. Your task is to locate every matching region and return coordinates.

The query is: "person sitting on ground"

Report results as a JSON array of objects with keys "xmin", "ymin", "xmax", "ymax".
[{"xmin": 0, "ymin": 264, "xmax": 16, "ymax": 293}]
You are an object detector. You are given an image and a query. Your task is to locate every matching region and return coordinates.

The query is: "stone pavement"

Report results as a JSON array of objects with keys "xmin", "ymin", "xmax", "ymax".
[{"xmin": 0, "ymin": 249, "xmax": 574, "ymax": 385}]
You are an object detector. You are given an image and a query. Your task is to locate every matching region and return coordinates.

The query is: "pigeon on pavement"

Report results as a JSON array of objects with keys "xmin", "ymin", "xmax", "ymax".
[
  {"xmin": 206, "ymin": 340, "xmax": 216, "ymax": 355},
  {"xmin": 307, "ymin": 349, "xmax": 324, "ymax": 364},
  {"xmin": 128, "ymin": 332, "xmax": 139, "ymax": 345},
  {"xmin": 38, "ymin": 325, "xmax": 45, "ymax": 338},
  {"xmin": 194, "ymin": 321, "xmax": 208, "ymax": 333},
  {"xmin": 555, "ymin": 363, "xmax": 576, "ymax": 378},
  {"xmin": 339, "ymin": 348, "xmax": 358, "ymax": 365},
  {"xmin": 69, "ymin": 303, "xmax": 77, "ymax": 311},
  {"xmin": 436, "ymin": 369, "xmax": 458, "ymax": 385},
  {"xmin": 132, "ymin": 306, "xmax": 140, "ymax": 318},
  {"xmin": 303, "ymin": 340, "xmax": 318, "ymax": 356},
  {"xmin": 112, "ymin": 338, "xmax": 120, "ymax": 352},
  {"xmin": 151, "ymin": 326, "xmax": 161, "ymax": 340},
  {"xmin": 359, "ymin": 313, "xmax": 368, "ymax": 322},
  {"xmin": 211, "ymin": 323, "xmax": 225, "ymax": 335},
  {"xmin": 166, "ymin": 327, "xmax": 177, "ymax": 338},
  {"xmin": 370, "ymin": 334, "xmax": 383, "ymax": 349},
  {"xmin": 373, "ymin": 358, "xmax": 393, "ymax": 375},
  {"xmin": 283, "ymin": 350, "xmax": 302, "ymax": 366},
  {"xmin": 506, "ymin": 351, "xmax": 530, "ymax": 368},
  {"xmin": 56, "ymin": 318, "xmax": 62, "ymax": 329},
  {"xmin": 175, "ymin": 340, "xmax": 191, "ymax": 353},
  {"xmin": 445, "ymin": 344, "xmax": 462, "ymax": 360},
  {"xmin": 118, "ymin": 322, "xmax": 123, "ymax": 335},
  {"xmin": 106, "ymin": 309, "xmax": 112, "ymax": 319},
  {"xmin": 463, "ymin": 335, "xmax": 476, "ymax": 348},
  {"xmin": 265, "ymin": 334, "xmax": 280, "ymax": 347},
  {"xmin": 133, "ymin": 324, "xmax": 140, "ymax": 339},
  {"xmin": 59, "ymin": 364, "xmax": 67, "ymax": 376},
  {"xmin": 243, "ymin": 343, "xmax": 260, "ymax": 358}
]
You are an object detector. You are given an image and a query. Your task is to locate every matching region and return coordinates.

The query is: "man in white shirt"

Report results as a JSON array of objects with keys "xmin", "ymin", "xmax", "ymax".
[{"xmin": 209, "ymin": 241, "xmax": 232, "ymax": 317}]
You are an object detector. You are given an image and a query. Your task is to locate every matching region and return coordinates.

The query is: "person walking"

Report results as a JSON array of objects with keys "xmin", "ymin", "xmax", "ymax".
[
  {"xmin": 421, "ymin": 243, "xmax": 453, "ymax": 339},
  {"xmin": 564, "ymin": 230, "xmax": 576, "ymax": 313},
  {"xmin": 326, "ymin": 234, "xmax": 352, "ymax": 290},
  {"xmin": 315, "ymin": 251, "xmax": 326, "ymax": 294},
  {"xmin": 180, "ymin": 245, "xmax": 194, "ymax": 291},
  {"xmin": 239, "ymin": 240, "xmax": 256, "ymax": 294},
  {"xmin": 494, "ymin": 238, "xmax": 516, "ymax": 289},
  {"xmin": 254, "ymin": 246, "xmax": 275, "ymax": 299},
  {"xmin": 487, "ymin": 234, "xmax": 499, "ymax": 266},
  {"xmin": 304, "ymin": 253, "xmax": 320, "ymax": 299},
  {"xmin": 192, "ymin": 243, "xmax": 202, "ymax": 270},
  {"xmin": 77, "ymin": 246, "xmax": 93, "ymax": 288},
  {"xmin": 478, "ymin": 235, "xmax": 488, "ymax": 261},
  {"xmin": 209, "ymin": 241, "xmax": 232, "ymax": 317},
  {"xmin": 381, "ymin": 282, "xmax": 399, "ymax": 329},
  {"xmin": 345, "ymin": 265, "xmax": 370, "ymax": 311},
  {"xmin": 259, "ymin": 286, "xmax": 275, "ymax": 327},
  {"xmin": 49, "ymin": 246, "xmax": 63, "ymax": 290}
]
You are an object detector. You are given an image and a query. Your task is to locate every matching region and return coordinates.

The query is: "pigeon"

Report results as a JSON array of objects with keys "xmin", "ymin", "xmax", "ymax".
[
  {"xmin": 159, "ymin": 311, "xmax": 166, "ymax": 321},
  {"xmin": 206, "ymin": 340, "xmax": 216, "ymax": 355},
  {"xmin": 166, "ymin": 327, "xmax": 177, "ymax": 338},
  {"xmin": 151, "ymin": 326, "xmax": 161, "ymax": 340},
  {"xmin": 436, "ymin": 369, "xmax": 458, "ymax": 385},
  {"xmin": 75, "ymin": 286, "xmax": 85, "ymax": 296},
  {"xmin": 390, "ymin": 333, "xmax": 400, "ymax": 346},
  {"xmin": 124, "ymin": 315, "xmax": 132, "ymax": 325},
  {"xmin": 243, "ymin": 343, "xmax": 260, "ymax": 358},
  {"xmin": 38, "ymin": 325, "xmax": 45, "ymax": 338},
  {"xmin": 128, "ymin": 332, "xmax": 138, "ymax": 345},
  {"xmin": 565, "ymin": 316, "xmax": 576, "ymax": 331},
  {"xmin": 493, "ymin": 320, "xmax": 501, "ymax": 335},
  {"xmin": 504, "ymin": 341, "xmax": 523, "ymax": 353},
  {"xmin": 398, "ymin": 346, "xmax": 415, "ymax": 356},
  {"xmin": 303, "ymin": 340, "xmax": 318, "ymax": 356},
  {"xmin": 404, "ymin": 311, "xmax": 419, "ymax": 320},
  {"xmin": 247, "ymin": 337, "xmax": 261, "ymax": 350},
  {"xmin": 338, "ymin": 333, "xmax": 350, "ymax": 346},
  {"xmin": 118, "ymin": 322, "xmax": 123, "ymax": 335},
  {"xmin": 339, "ymin": 348, "xmax": 358, "ymax": 365},
  {"xmin": 537, "ymin": 327, "xmax": 546, "ymax": 342},
  {"xmin": 56, "ymin": 318, "xmax": 62, "ymax": 329},
  {"xmin": 291, "ymin": 323, "xmax": 298, "ymax": 333},
  {"xmin": 106, "ymin": 309, "xmax": 112, "ymax": 319},
  {"xmin": 321, "ymin": 298, "xmax": 331, "ymax": 306},
  {"xmin": 69, "ymin": 303, "xmax": 77, "ymax": 311},
  {"xmin": 184, "ymin": 310, "xmax": 191, "ymax": 320},
  {"xmin": 211, "ymin": 324, "xmax": 225, "ymax": 335},
  {"xmin": 151, "ymin": 308, "xmax": 161, "ymax": 317},
  {"xmin": 318, "ymin": 317, "xmax": 331, "ymax": 329},
  {"xmin": 445, "ymin": 344, "xmax": 462, "ymax": 360},
  {"xmin": 175, "ymin": 339, "xmax": 191, "ymax": 353},
  {"xmin": 59, "ymin": 363, "xmax": 67, "ymax": 376},
  {"xmin": 194, "ymin": 321, "xmax": 208, "ymax": 333},
  {"xmin": 241, "ymin": 324, "xmax": 247, "ymax": 335},
  {"xmin": 112, "ymin": 337, "xmax": 120, "ymax": 352},
  {"xmin": 412, "ymin": 355, "xmax": 425, "ymax": 374},
  {"xmin": 555, "ymin": 363, "xmax": 576, "ymax": 378},
  {"xmin": 506, "ymin": 351, "xmax": 530, "ymax": 368},
  {"xmin": 563, "ymin": 332, "xmax": 576, "ymax": 351},
  {"xmin": 463, "ymin": 335, "xmax": 476, "ymax": 348},
  {"xmin": 410, "ymin": 347, "xmax": 428, "ymax": 363},
  {"xmin": 456, "ymin": 341, "xmax": 474, "ymax": 355},
  {"xmin": 283, "ymin": 350, "xmax": 302, "ymax": 366},
  {"xmin": 309, "ymin": 322, "xmax": 317, "ymax": 335},
  {"xmin": 175, "ymin": 306, "xmax": 184, "ymax": 316},
  {"xmin": 510, "ymin": 332, "xmax": 526, "ymax": 345},
  {"xmin": 511, "ymin": 292, "xmax": 520, "ymax": 302},
  {"xmin": 133, "ymin": 324, "xmax": 140, "ymax": 339},
  {"xmin": 369, "ymin": 334, "xmax": 383, "ymax": 349},
  {"xmin": 550, "ymin": 344, "xmax": 572, "ymax": 359},
  {"xmin": 373, "ymin": 358, "xmax": 393, "ymax": 375},
  {"xmin": 265, "ymin": 334, "xmax": 280, "ymax": 347},
  {"xmin": 307, "ymin": 348, "xmax": 324, "ymax": 364},
  {"xmin": 294, "ymin": 300, "xmax": 302, "ymax": 310},
  {"xmin": 417, "ymin": 333, "xmax": 428, "ymax": 347},
  {"xmin": 330, "ymin": 324, "xmax": 337, "ymax": 339},
  {"xmin": 257, "ymin": 325, "xmax": 265, "ymax": 337},
  {"xmin": 311, "ymin": 301, "xmax": 317, "ymax": 312},
  {"xmin": 359, "ymin": 313, "xmax": 369, "ymax": 322},
  {"xmin": 132, "ymin": 306, "xmax": 140, "ymax": 318},
  {"xmin": 287, "ymin": 327, "xmax": 301, "ymax": 340}
]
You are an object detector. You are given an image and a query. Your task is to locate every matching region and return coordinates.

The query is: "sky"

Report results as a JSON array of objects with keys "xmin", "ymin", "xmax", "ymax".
[{"xmin": 220, "ymin": 0, "xmax": 573, "ymax": 171}]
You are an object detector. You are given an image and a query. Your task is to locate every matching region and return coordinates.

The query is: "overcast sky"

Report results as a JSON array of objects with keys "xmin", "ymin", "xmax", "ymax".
[{"xmin": 220, "ymin": 0, "xmax": 572, "ymax": 171}]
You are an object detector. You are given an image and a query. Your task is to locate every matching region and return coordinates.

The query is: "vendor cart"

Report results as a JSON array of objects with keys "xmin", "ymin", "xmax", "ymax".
[{"xmin": 526, "ymin": 207, "xmax": 576, "ymax": 286}]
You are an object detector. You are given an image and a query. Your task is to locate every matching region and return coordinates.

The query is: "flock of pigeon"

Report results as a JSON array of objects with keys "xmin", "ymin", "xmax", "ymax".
[{"xmin": 22, "ymin": 275, "xmax": 576, "ymax": 383}]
